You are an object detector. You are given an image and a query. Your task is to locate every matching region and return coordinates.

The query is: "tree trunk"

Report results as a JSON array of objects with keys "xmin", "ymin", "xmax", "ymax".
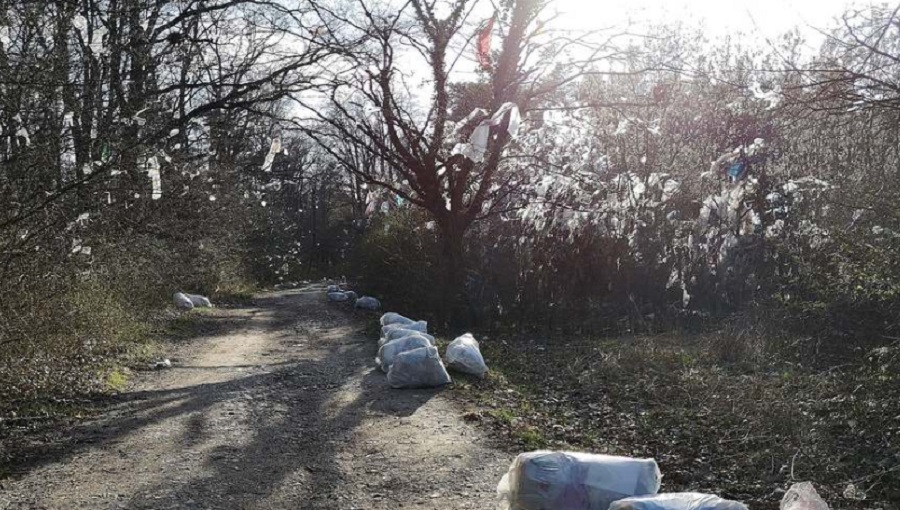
[{"xmin": 438, "ymin": 217, "xmax": 467, "ymax": 330}]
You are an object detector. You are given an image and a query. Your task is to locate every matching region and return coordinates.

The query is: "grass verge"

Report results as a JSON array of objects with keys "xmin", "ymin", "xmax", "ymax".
[{"xmin": 450, "ymin": 332, "xmax": 900, "ymax": 510}]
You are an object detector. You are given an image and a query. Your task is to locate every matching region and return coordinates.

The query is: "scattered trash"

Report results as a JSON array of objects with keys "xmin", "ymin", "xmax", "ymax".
[
  {"xmin": 386, "ymin": 345, "xmax": 452, "ymax": 389},
  {"xmin": 497, "ymin": 451, "xmax": 661, "ymax": 510},
  {"xmin": 173, "ymin": 292, "xmax": 194, "ymax": 310},
  {"xmin": 781, "ymin": 482, "xmax": 829, "ymax": 510},
  {"xmin": 184, "ymin": 293, "xmax": 212, "ymax": 308},
  {"xmin": 377, "ymin": 335, "xmax": 434, "ymax": 372},
  {"xmin": 610, "ymin": 493, "xmax": 748, "ymax": 510},
  {"xmin": 153, "ymin": 359, "xmax": 172, "ymax": 370},
  {"xmin": 355, "ymin": 296, "xmax": 381, "ymax": 311},
  {"xmin": 445, "ymin": 333, "xmax": 488, "ymax": 377}
]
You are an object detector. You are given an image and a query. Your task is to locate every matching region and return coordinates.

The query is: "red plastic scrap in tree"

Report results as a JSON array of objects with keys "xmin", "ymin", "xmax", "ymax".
[{"xmin": 476, "ymin": 15, "xmax": 495, "ymax": 71}]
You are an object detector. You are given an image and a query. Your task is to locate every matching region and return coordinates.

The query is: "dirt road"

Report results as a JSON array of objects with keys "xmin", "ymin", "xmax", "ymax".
[{"xmin": 2, "ymin": 286, "xmax": 509, "ymax": 509}]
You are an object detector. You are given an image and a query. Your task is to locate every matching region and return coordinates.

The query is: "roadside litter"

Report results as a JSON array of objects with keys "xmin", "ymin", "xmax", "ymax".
[
  {"xmin": 377, "ymin": 334, "xmax": 433, "ymax": 372},
  {"xmin": 355, "ymin": 296, "xmax": 381, "ymax": 310},
  {"xmin": 445, "ymin": 333, "xmax": 488, "ymax": 377},
  {"xmin": 173, "ymin": 292, "xmax": 194, "ymax": 310},
  {"xmin": 327, "ymin": 291, "xmax": 350, "ymax": 302},
  {"xmin": 381, "ymin": 312, "xmax": 414, "ymax": 326},
  {"xmin": 781, "ymin": 483, "xmax": 829, "ymax": 510},
  {"xmin": 610, "ymin": 493, "xmax": 748, "ymax": 510},
  {"xmin": 380, "ymin": 328, "xmax": 435, "ymax": 347},
  {"xmin": 184, "ymin": 293, "xmax": 212, "ymax": 307},
  {"xmin": 382, "ymin": 321, "xmax": 428, "ymax": 336},
  {"xmin": 386, "ymin": 345, "xmax": 452, "ymax": 389},
  {"xmin": 497, "ymin": 451, "xmax": 661, "ymax": 510}
]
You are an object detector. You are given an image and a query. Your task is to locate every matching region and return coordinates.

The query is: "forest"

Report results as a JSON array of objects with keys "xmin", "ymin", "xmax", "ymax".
[{"xmin": 1, "ymin": 0, "xmax": 899, "ymax": 507}]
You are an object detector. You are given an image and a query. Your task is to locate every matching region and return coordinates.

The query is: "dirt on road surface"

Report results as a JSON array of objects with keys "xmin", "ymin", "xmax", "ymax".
[{"xmin": 2, "ymin": 286, "xmax": 510, "ymax": 509}]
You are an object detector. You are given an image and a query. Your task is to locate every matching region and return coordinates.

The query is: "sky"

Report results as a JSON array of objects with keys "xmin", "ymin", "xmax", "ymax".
[{"xmin": 554, "ymin": 0, "xmax": 880, "ymax": 43}]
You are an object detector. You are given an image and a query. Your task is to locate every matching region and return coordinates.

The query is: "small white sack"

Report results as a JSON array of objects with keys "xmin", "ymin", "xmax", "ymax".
[
  {"xmin": 382, "ymin": 321, "xmax": 427, "ymax": 337},
  {"xmin": 328, "ymin": 291, "xmax": 349, "ymax": 302},
  {"xmin": 380, "ymin": 328, "xmax": 435, "ymax": 347},
  {"xmin": 377, "ymin": 335, "xmax": 433, "ymax": 373},
  {"xmin": 780, "ymin": 483, "xmax": 829, "ymax": 510},
  {"xmin": 380, "ymin": 312, "xmax": 414, "ymax": 327},
  {"xmin": 184, "ymin": 293, "xmax": 212, "ymax": 308},
  {"xmin": 445, "ymin": 333, "xmax": 488, "ymax": 377},
  {"xmin": 610, "ymin": 493, "xmax": 748, "ymax": 510},
  {"xmin": 355, "ymin": 296, "xmax": 381, "ymax": 310},
  {"xmin": 386, "ymin": 345, "xmax": 452, "ymax": 389},
  {"xmin": 344, "ymin": 291, "xmax": 358, "ymax": 301},
  {"xmin": 326, "ymin": 284, "xmax": 341, "ymax": 293},
  {"xmin": 173, "ymin": 292, "xmax": 194, "ymax": 310},
  {"xmin": 497, "ymin": 451, "xmax": 661, "ymax": 510}
]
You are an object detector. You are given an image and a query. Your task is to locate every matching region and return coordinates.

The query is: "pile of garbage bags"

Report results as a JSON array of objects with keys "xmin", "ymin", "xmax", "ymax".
[
  {"xmin": 325, "ymin": 282, "xmax": 380, "ymax": 311},
  {"xmin": 173, "ymin": 292, "xmax": 212, "ymax": 310},
  {"xmin": 497, "ymin": 450, "xmax": 829, "ymax": 510},
  {"xmin": 377, "ymin": 312, "xmax": 451, "ymax": 389},
  {"xmin": 375, "ymin": 312, "xmax": 491, "ymax": 388}
]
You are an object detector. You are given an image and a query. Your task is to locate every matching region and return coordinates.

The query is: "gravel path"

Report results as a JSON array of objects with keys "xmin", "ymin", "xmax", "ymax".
[{"xmin": 1, "ymin": 286, "xmax": 509, "ymax": 509}]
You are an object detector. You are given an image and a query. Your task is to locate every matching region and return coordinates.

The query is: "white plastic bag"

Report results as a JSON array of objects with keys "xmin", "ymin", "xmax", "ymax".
[
  {"xmin": 328, "ymin": 291, "xmax": 349, "ymax": 302},
  {"xmin": 380, "ymin": 312, "xmax": 414, "ymax": 327},
  {"xmin": 184, "ymin": 293, "xmax": 212, "ymax": 308},
  {"xmin": 780, "ymin": 483, "xmax": 829, "ymax": 510},
  {"xmin": 377, "ymin": 335, "xmax": 433, "ymax": 372},
  {"xmin": 382, "ymin": 321, "xmax": 428, "ymax": 337},
  {"xmin": 326, "ymin": 284, "xmax": 341, "ymax": 293},
  {"xmin": 445, "ymin": 333, "xmax": 488, "ymax": 377},
  {"xmin": 610, "ymin": 493, "xmax": 748, "ymax": 510},
  {"xmin": 355, "ymin": 296, "xmax": 381, "ymax": 310},
  {"xmin": 344, "ymin": 290, "xmax": 358, "ymax": 301},
  {"xmin": 497, "ymin": 451, "xmax": 661, "ymax": 510},
  {"xmin": 386, "ymin": 346, "xmax": 452, "ymax": 389},
  {"xmin": 380, "ymin": 328, "xmax": 436, "ymax": 347},
  {"xmin": 173, "ymin": 292, "xmax": 194, "ymax": 310}
]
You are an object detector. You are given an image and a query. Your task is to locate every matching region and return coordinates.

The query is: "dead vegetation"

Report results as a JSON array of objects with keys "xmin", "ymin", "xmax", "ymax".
[{"xmin": 452, "ymin": 332, "xmax": 900, "ymax": 509}]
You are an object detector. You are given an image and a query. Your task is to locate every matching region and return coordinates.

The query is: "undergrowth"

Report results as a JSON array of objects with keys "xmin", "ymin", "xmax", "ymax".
[{"xmin": 452, "ymin": 332, "xmax": 900, "ymax": 510}]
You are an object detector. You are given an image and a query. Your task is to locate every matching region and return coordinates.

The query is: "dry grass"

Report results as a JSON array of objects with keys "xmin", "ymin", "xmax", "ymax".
[{"xmin": 452, "ymin": 332, "xmax": 900, "ymax": 510}]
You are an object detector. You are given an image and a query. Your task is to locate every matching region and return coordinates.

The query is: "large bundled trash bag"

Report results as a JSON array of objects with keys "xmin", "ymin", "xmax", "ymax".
[
  {"xmin": 377, "ymin": 335, "xmax": 433, "ymax": 372},
  {"xmin": 328, "ymin": 291, "xmax": 350, "ymax": 302},
  {"xmin": 445, "ymin": 333, "xmax": 488, "ymax": 377},
  {"xmin": 355, "ymin": 296, "xmax": 381, "ymax": 310},
  {"xmin": 380, "ymin": 328, "xmax": 436, "ymax": 347},
  {"xmin": 610, "ymin": 493, "xmax": 747, "ymax": 510},
  {"xmin": 184, "ymin": 293, "xmax": 212, "ymax": 308},
  {"xmin": 386, "ymin": 346, "xmax": 452, "ymax": 389},
  {"xmin": 173, "ymin": 292, "xmax": 194, "ymax": 310},
  {"xmin": 326, "ymin": 284, "xmax": 341, "ymax": 293},
  {"xmin": 345, "ymin": 291, "xmax": 358, "ymax": 301},
  {"xmin": 497, "ymin": 451, "xmax": 661, "ymax": 510},
  {"xmin": 382, "ymin": 321, "xmax": 427, "ymax": 337},
  {"xmin": 381, "ymin": 312, "xmax": 414, "ymax": 327},
  {"xmin": 780, "ymin": 483, "xmax": 829, "ymax": 510}
]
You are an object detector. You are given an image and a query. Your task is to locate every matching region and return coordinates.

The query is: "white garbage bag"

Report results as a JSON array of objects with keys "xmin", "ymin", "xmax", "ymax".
[
  {"xmin": 610, "ymin": 493, "xmax": 748, "ymax": 510},
  {"xmin": 445, "ymin": 333, "xmax": 488, "ymax": 377},
  {"xmin": 355, "ymin": 296, "xmax": 381, "ymax": 310},
  {"xmin": 382, "ymin": 321, "xmax": 428, "ymax": 337},
  {"xmin": 497, "ymin": 451, "xmax": 661, "ymax": 510},
  {"xmin": 326, "ymin": 284, "xmax": 340, "ymax": 293},
  {"xmin": 328, "ymin": 291, "xmax": 350, "ymax": 302},
  {"xmin": 380, "ymin": 312, "xmax": 414, "ymax": 327},
  {"xmin": 345, "ymin": 290, "xmax": 358, "ymax": 301},
  {"xmin": 377, "ymin": 335, "xmax": 434, "ymax": 372},
  {"xmin": 173, "ymin": 292, "xmax": 194, "ymax": 310},
  {"xmin": 780, "ymin": 483, "xmax": 829, "ymax": 510},
  {"xmin": 380, "ymin": 328, "xmax": 436, "ymax": 347},
  {"xmin": 386, "ymin": 346, "xmax": 452, "ymax": 389},
  {"xmin": 184, "ymin": 293, "xmax": 212, "ymax": 308}
]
